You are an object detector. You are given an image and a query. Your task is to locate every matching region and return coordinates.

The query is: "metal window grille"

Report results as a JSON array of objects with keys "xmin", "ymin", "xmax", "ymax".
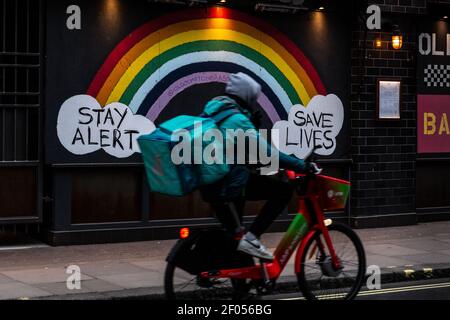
[
  {"xmin": 0, "ymin": 0, "xmax": 42, "ymax": 224},
  {"xmin": 0, "ymin": 0, "xmax": 41, "ymax": 163}
]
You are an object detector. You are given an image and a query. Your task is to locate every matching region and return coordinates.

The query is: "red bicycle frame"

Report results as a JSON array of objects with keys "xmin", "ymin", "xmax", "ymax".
[{"xmin": 199, "ymin": 171, "xmax": 351, "ymax": 282}]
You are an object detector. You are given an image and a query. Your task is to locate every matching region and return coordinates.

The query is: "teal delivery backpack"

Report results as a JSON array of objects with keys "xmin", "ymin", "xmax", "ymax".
[{"xmin": 138, "ymin": 102, "xmax": 239, "ymax": 196}]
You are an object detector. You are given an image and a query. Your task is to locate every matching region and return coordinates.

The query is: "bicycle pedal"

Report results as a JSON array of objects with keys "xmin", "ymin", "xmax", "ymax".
[{"xmin": 256, "ymin": 282, "xmax": 275, "ymax": 295}]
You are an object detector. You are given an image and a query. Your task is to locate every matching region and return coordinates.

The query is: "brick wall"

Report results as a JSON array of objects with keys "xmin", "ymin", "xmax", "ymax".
[
  {"xmin": 349, "ymin": 0, "xmax": 428, "ymax": 227},
  {"xmin": 428, "ymin": 0, "xmax": 450, "ymax": 5},
  {"xmin": 370, "ymin": 0, "xmax": 427, "ymax": 14}
]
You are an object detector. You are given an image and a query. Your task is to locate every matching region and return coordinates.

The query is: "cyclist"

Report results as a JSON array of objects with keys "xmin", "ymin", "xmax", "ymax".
[{"xmin": 200, "ymin": 72, "xmax": 321, "ymax": 261}]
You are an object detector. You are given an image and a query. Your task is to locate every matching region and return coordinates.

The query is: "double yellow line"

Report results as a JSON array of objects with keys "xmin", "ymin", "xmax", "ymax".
[
  {"xmin": 357, "ymin": 281, "xmax": 450, "ymax": 297},
  {"xmin": 279, "ymin": 281, "xmax": 450, "ymax": 300}
]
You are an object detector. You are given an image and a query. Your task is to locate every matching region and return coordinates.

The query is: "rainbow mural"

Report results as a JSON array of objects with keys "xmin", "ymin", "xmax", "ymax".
[{"xmin": 87, "ymin": 7, "xmax": 326, "ymax": 124}]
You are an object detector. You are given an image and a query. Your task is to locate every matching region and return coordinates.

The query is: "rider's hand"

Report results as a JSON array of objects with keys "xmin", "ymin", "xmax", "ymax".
[{"xmin": 307, "ymin": 162, "xmax": 322, "ymax": 175}]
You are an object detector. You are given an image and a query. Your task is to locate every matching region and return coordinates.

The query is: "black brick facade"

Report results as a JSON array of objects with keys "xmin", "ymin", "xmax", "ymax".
[
  {"xmin": 350, "ymin": 0, "xmax": 418, "ymax": 226},
  {"xmin": 350, "ymin": 0, "xmax": 449, "ymax": 227}
]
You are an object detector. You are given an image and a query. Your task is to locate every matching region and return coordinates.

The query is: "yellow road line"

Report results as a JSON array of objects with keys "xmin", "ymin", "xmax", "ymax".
[
  {"xmin": 357, "ymin": 282, "xmax": 450, "ymax": 297},
  {"xmin": 279, "ymin": 281, "xmax": 450, "ymax": 300}
]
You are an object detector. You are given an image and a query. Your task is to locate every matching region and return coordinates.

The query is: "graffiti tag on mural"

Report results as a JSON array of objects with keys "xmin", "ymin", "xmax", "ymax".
[
  {"xmin": 57, "ymin": 95, "xmax": 155, "ymax": 158},
  {"xmin": 272, "ymin": 94, "xmax": 344, "ymax": 159}
]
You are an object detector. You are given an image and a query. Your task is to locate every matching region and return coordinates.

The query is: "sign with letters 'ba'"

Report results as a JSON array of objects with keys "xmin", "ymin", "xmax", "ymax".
[{"xmin": 417, "ymin": 21, "xmax": 450, "ymax": 153}]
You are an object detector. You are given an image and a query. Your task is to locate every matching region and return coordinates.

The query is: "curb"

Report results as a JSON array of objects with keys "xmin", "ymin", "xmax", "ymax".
[
  {"xmin": 34, "ymin": 263, "xmax": 450, "ymax": 300},
  {"xmin": 378, "ymin": 264, "xmax": 450, "ymax": 284}
]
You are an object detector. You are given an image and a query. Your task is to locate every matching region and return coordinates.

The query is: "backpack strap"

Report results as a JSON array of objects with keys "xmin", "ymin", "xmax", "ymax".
[
  {"xmin": 210, "ymin": 108, "xmax": 241, "ymax": 124},
  {"xmin": 206, "ymin": 96, "xmax": 242, "ymax": 124}
]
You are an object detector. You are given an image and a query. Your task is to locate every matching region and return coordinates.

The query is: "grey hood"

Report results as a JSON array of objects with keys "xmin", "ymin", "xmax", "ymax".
[{"xmin": 225, "ymin": 72, "xmax": 261, "ymax": 107}]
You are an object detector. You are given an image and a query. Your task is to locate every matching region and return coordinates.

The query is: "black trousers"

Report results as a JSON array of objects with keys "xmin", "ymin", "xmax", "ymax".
[{"xmin": 210, "ymin": 173, "xmax": 294, "ymax": 237}]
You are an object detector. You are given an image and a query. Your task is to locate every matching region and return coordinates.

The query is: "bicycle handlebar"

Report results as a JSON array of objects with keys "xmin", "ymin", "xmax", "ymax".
[{"xmin": 286, "ymin": 146, "xmax": 323, "ymax": 180}]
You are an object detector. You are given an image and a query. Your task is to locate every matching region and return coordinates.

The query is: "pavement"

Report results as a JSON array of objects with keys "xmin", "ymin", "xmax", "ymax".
[{"xmin": 0, "ymin": 221, "xmax": 450, "ymax": 300}]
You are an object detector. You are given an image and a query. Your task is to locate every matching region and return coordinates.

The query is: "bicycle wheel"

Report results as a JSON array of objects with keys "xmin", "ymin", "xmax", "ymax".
[
  {"xmin": 165, "ymin": 262, "xmax": 239, "ymax": 300},
  {"xmin": 297, "ymin": 222, "xmax": 366, "ymax": 300},
  {"xmin": 164, "ymin": 230, "xmax": 254, "ymax": 300}
]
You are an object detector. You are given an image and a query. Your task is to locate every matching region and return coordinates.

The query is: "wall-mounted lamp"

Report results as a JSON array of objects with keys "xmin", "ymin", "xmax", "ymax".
[
  {"xmin": 391, "ymin": 25, "xmax": 403, "ymax": 50},
  {"xmin": 374, "ymin": 38, "xmax": 382, "ymax": 48}
]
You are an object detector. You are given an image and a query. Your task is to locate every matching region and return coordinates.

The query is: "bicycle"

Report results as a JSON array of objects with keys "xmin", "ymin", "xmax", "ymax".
[{"xmin": 164, "ymin": 167, "xmax": 366, "ymax": 300}]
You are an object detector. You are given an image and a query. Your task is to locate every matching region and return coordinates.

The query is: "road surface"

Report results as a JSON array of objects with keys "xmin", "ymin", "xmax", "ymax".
[{"xmin": 264, "ymin": 278, "xmax": 450, "ymax": 300}]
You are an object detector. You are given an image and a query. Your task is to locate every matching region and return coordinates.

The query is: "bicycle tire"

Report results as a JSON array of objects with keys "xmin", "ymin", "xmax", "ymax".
[
  {"xmin": 164, "ymin": 230, "xmax": 254, "ymax": 300},
  {"xmin": 296, "ymin": 221, "xmax": 366, "ymax": 300},
  {"xmin": 164, "ymin": 262, "xmax": 177, "ymax": 300}
]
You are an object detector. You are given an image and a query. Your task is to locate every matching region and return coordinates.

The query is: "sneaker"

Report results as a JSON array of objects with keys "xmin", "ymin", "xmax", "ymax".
[{"xmin": 237, "ymin": 232, "xmax": 274, "ymax": 260}]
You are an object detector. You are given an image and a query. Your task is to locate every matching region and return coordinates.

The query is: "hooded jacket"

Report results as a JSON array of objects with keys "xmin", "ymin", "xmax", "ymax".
[{"xmin": 200, "ymin": 74, "xmax": 307, "ymax": 200}]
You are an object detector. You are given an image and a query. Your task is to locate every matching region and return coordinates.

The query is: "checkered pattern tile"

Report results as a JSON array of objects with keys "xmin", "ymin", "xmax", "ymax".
[{"xmin": 424, "ymin": 64, "xmax": 450, "ymax": 88}]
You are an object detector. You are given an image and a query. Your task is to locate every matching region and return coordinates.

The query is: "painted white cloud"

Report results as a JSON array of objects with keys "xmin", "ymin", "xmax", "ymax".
[
  {"xmin": 57, "ymin": 95, "xmax": 156, "ymax": 158},
  {"xmin": 271, "ymin": 94, "xmax": 344, "ymax": 159}
]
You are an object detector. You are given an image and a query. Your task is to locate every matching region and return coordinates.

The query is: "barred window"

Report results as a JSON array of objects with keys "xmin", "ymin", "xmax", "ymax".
[{"xmin": 0, "ymin": 0, "xmax": 41, "ymax": 162}]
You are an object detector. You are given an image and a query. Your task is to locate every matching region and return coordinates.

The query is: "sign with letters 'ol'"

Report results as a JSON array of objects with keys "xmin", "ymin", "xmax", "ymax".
[{"xmin": 417, "ymin": 21, "xmax": 450, "ymax": 153}]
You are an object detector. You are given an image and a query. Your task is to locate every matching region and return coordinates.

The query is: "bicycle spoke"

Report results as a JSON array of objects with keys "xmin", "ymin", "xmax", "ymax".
[
  {"xmin": 302, "ymin": 264, "xmax": 323, "ymax": 271},
  {"xmin": 339, "ymin": 260, "xmax": 359, "ymax": 267}
]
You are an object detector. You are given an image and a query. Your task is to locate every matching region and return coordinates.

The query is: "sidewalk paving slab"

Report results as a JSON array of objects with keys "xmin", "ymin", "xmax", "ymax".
[
  {"xmin": 78, "ymin": 262, "xmax": 152, "ymax": 277},
  {"xmin": 366, "ymin": 254, "xmax": 418, "ymax": 267},
  {"xmin": 0, "ymin": 274, "xmax": 15, "ymax": 285},
  {"xmin": 0, "ymin": 282, "xmax": 51, "ymax": 300},
  {"xmin": 96, "ymin": 271, "xmax": 163, "ymax": 289},
  {"xmin": 392, "ymin": 238, "xmax": 450, "ymax": 251},
  {"xmin": 2, "ymin": 267, "xmax": 92, "ymax": 284},
  {"xmin": 364, "ymin": 244, "xmax": 426, "ymax": 256},
  {"xmin": 396, "ymin": 253, "xmax": 450, "ymax": 265}
]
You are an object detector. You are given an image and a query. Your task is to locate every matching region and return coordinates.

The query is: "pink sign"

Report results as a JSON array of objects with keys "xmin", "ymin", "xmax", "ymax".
[{"xmin": 418, "ymin": 94, "xmax": 450, "ymax": 153}]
